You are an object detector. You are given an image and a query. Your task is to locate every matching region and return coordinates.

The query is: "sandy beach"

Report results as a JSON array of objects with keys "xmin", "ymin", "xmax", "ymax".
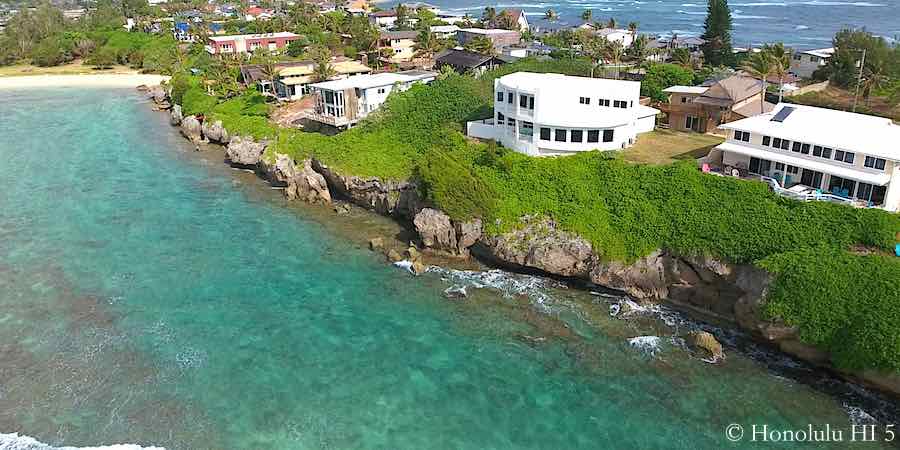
[{"xmin": 0, "ymin": 73, "xmax": 169, "ymax": 89}]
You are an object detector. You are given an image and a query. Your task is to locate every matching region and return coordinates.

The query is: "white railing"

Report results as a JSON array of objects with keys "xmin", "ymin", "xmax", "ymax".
[{"xmin": 758, "ymin": 176, "xmax": 867, "ymax": 207}]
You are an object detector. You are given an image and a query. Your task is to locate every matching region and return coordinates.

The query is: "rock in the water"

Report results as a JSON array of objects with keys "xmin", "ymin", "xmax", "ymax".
[
  {"xmin": 405, "ymin": 246, "xmax": 420, "ymax": 262},
  {"xmin": 689, "ymin": 330, "xmax": 725, "ymax": 361},
  {"xmin": 369, "ymin": 237, "xmax": 384, "ymax": 251},
  {"xmin": 273, "ymin": 155, "xmax": 331, "ymax": 204},
  {"xmin": 333, "ymin": 202, "xmax": 351, "ymax": 215},
  {"xmin": 169, "ymin": 104, "xmax": 183, "ymax": 126},
  {"xmin": 413, "ymin": 208, "xmax": 458, "ymax": 253},
  {"xmin": 225, "ymin": 136, "xmax": 266, "ymax": 167},
  {"xmin": 443, "ymin": 285, "xmax": 467, "ymax": 299},
  {"xmin": 411, "ymin": 260, "xmax": 427, "ymax": 276},
  {"xmin": 180, "ymin": 115, "xmax": 203, "ymax": 144},
  {"xmin": 386, "ymin": 249, "xmax": 403, "ymax": 263},
  {"xmin": 148, "ymin": 85, "xmax": 168, "ymax": 105},
  {"xmin": 201, "ymin": 120, "xmax": 230, "ymax": 145}
]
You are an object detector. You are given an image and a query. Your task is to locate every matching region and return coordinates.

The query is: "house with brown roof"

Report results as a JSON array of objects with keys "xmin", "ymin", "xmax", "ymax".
[{"xmin": 660, "ymin": 75, "xmax": 773, "ymax": 133}]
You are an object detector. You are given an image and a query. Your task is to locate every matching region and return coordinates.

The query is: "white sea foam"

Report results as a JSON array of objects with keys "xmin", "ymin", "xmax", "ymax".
[
  {"xmin": 429, "ymin": 267, "xmax": 560, "ymax": 313},
  {"xmin": 0, "ymin": 433, "xmax": 164, "ymax": 450},
  {"xmin": 795, "ymin": 24, "xmax": 810, "ymax": 30},
  {"xmin": 628, "ymin": 336, "xmax": 662, "ymax": 356}
]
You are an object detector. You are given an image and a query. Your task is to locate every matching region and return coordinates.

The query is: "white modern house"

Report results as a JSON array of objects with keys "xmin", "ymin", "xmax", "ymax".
[
  {"xmin": 467, "ymin": 72, "xmax": 659, "ymax": 157},
  {"xmin": 306, "ymin": 70, "xmax": 437, "ymax": 128},
  {"xmin": 789, "ymin": 47, "xmax": 834, "ymax": 79},
  {"xmin": 716, "ymin": 103, "xmax": 900, "ymax": 211}
]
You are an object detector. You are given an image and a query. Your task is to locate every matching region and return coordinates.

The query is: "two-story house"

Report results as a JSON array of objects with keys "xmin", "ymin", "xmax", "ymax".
[
  {"xmin": 306, "ymin": 70, "xmax": 437, "ymax": 128},
  {"xmin": 789, "ymin": 47, "xmax": 834, "ymax": 79},
  {"xmin": 661, "ymin": 75, "xmax": 773, "ymax": 133},
  {"xmin": 466, "ymin": 72, "xmax": 659, "ymax": 157},
  {"xmin": 715, "ymin": 103, "xmax": 900, "ymax": 211},
  {"xmin": 378, "ymin": 31, "xmax": 418, "ymax": 63},
  {"xmin": 206, "ymin": 32, "xmax": 301, "ymax": 56}
]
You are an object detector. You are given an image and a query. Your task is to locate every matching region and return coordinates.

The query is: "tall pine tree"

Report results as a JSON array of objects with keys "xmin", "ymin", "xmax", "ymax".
[{"xmin": 700, "ymin": 0, "xmax": 734, "ymax": 67}]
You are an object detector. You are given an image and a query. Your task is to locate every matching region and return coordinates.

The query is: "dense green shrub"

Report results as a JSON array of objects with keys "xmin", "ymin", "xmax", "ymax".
[
  {"xmin": 31, "ymin": 36, "xmax": 74, "ymax": 67},
  {"xmin": 181, "ymin": 87, "xmax": 217, "ymax": 116},
  {"xmin": 641, "ymin": 63, "xmax": 695, "ymax": 102},
  {"xmin": 760, "ymin": 249, "xmax": 900, "ymax": 371}
]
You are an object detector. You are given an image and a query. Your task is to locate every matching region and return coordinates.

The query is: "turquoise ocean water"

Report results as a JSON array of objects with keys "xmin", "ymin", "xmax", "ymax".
[{"xmin": 0, "ymin": 88, "xmax": 895, "ymax": 449}]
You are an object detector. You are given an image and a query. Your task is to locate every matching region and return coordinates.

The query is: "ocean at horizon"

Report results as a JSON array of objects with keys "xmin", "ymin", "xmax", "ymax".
[
  {"xmin": 0, "ymin": 88, "xmax": 898, "ymax": 449},
  {"xmin": 386, "ymin": 0, "xmax": 900, "ymax": 50}
]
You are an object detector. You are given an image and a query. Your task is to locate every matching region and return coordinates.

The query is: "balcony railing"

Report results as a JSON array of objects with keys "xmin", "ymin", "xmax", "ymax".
[{"xmin": 302, "ymin": 110, "xmax": 352, "ymax": 127}]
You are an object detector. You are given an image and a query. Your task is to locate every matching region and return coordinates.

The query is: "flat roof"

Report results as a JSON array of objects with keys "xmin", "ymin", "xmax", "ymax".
[
  {"xmin": 801, "ymin": 47, "xmax": 835, "ymax": 58},
  {"xmin": 309, "ymin": 70, "xmax": 436, "ymax": 91},
  {"xmin": 720, "ymin": 103, "xmax": 900, "ymax": 161},
  {"xmin": 663, "ymin": 85, "xmax": 708, "ymax": 94}
]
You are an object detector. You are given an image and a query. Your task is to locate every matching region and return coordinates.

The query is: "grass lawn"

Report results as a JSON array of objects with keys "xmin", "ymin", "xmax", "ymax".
[
  {"xmin": 621, "ymin": 129, "xmax": 724, "ymax": 165},
  {"xmin": 0, "ymin": 61, "xmax": 137, "ymax": 77}
]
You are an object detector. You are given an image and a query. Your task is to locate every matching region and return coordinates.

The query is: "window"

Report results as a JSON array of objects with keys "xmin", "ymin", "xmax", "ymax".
[
  {"xmin": 772, "ymin": 137, "xmax": 782, "ymax": 148},
  {"xmin": 801, "ymin": 144, "xmax": 810, "ymax": 154},
  {"xmin": 762, "ymin": 136, "xmax": 771, "ymax": 146},
  {"xmin": 507, "ymin": 92, "xmax": 513, "ymax": 104},
  {"xmin": 780, "ymin": 139, "xmax": 790, "ymax": 150},
  {"xmin": 775, "ymin": 162, "xmax": 785, "ymax": 170},
  {"xmin": 540, "ymin": 127, "xmax": 551, "ymax": 140},
  {"xmin": 571, "ymin": 129, "xmax": 584, "ymax": 142},
  {"xmin": 834, "ymin": 150, "xmax": 844, "ymax": 161},
  {"xmin": 813, "ymin": 145, "xmax": 823, "ymax": 157},
  {"xmin": 834, "ymin": 150, "xmax": 854, "ymax": 163},
  {"xmin": 520, "ymin": 94, "xmax": 528, "ymax": 108},
  {"xmin": 599, "ymin": 99, "xmax": 610, "ymax": 107},
  {"xmin": 856, "ymin": 183, "xmax": 887, "ymax": 204},
  {"xmin": 685, "ymin": 116, "xmax": 698, "ymax": 130},
  {"xmin": 507, "ymin": 117, "xmax": 515, "ymax": 127},
  {"xmin": 828, "ymin": 175, "xmax": 857, "ymax": 197},
  {"xmin": 603, "ymin": 129, "xmax": 614, "ymax": 142},
  {"xmin": 734, "ymin": 130, "xmax": 750, "ymax": 142},
  {"xmin": 377, "ymin": 88, "xmax": 386, "ymax": 94},
  {"xmin": 497, "ymin": 112, "xmax": 504, "ymax": 123},
  {"xmin": 579, "ymin": 97, "xmax": 590, "ymax": 105},
  {"xmin": 528, "ymin": 97, "xmax": 534, "ymax": 110},
  {"xmin": 787, "ymin": 165, "xmax": 799, "ymax": 175},
  {"xmin": 681, "ymin": 97, "xmax": 687, "ymax": 103},
  {"xmin": 613, "ymin": 100, "xmax": 627, "ymax": 109},
  {"xmin": 520, "ymin": 121, "xmax": 534, "ymax": 137},
  {"xmin": 821, "ymin": 147, "xmax": 832, "ymax": 159},
  {"xmin": 555, "ymin": 129, "xmax": 567, "ymax": 142},
  {"xmin": 864, "ymin": 156, "xmax": 887, "ymax": 170},
  {"xmin": 587, "ymin": 130, "xmax": 600, "ymax": 143},
  {"xmin": 497, "ymin": 91, "xmax": 504, "ymax": 102},
  {"xmin": 792, "ymin": 142, "xmax": 801, "ymax": 153}
]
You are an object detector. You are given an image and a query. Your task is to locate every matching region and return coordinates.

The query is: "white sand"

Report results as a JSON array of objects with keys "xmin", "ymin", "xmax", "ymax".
[{"xmin": 0, "ymin": 73, "xmax": 170, "ymax": 89}]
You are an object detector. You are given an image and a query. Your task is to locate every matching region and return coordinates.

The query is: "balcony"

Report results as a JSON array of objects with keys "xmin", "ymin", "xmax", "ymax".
[{"xmin": 302, "ymin": 110, "xmax": 352, "ymax": 128}]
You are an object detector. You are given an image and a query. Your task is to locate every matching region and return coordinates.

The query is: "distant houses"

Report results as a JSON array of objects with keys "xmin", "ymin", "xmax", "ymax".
[
  {"xmin": 378, "ymin": 31, "xmax": 418, "ymax": 63},
  {"xmin": 714, "ymin": 103, "xmax": 900, "ymax": 211},
  {"xmin": 660, "ymin": 75, "xmax": 771, "ymax": 133},
  {"xmin": 467, "ymin": 72, "xmax": 659, "ymax": 156},
  {"xmin": 435, "ymin": 49, "xmax": 509, "ymax": 76},
  {"xmin": 457, "ymin": 28, "xmax": 522, "ymax": 52},
  {"xmin": 205, "ymin": 32, "xmax": 301, "ymax": 56},
  {"xmin": 305, "ymin": 70, "xmax": 437, "ymax": 128}
]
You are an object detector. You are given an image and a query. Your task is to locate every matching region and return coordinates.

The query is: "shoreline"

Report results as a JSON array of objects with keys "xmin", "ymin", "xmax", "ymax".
[{"xmin": 0, "ymin": 73, "xmax": 170, "ymax": 89}]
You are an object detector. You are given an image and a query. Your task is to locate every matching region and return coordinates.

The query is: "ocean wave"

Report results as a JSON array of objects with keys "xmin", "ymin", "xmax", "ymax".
[
  {"xmin": 628, "ymin": 336, "xmax": 662, "ymax": 356},
  {"xmin": 0, "ymin": 433, "xmax": 164, "ymax": 450},
  {"xmin": 428, "ymin": 267, "xmax": 560, "ymax": 313},
  {"xmin": 677, "ymin": 9, "xmax": 707, "ymax": 14},
  {"xmin": 795, "ymin": 24, "xmax": 810, "ymax": 30},
  {"xmin": 844, "ymin": 404, "xmax": 878, "ymax": 426},
  {"xmin": 733, "ymin": 14, "xmax": 772, "ymax": 18}
]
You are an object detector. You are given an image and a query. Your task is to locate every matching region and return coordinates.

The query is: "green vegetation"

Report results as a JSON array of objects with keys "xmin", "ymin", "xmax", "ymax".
[
  {"xmin": 640, "ymin": 63, "xmax": 694, "ymax": 101},
  {"xmin": 760, "ymin": 249, "xmax": 900, "ymax": 371},
  {"xmin": 699, "ymin": 0, "xmax": 735, "ymax": 67}
]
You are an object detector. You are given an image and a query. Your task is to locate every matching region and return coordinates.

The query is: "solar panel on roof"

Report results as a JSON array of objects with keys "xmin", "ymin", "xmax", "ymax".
[{"xmin": 771, "ymin": 106, "xmax": 796, "ymax": 122}]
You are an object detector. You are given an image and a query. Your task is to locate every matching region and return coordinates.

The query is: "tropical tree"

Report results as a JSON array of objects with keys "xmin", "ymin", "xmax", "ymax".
[
  {"xmin": 672, "ymin": 47, "xmax": 694, "ymax": 69},
  {"xmin": 496, "ymin": 11, "xmax": 518, "ymax": 31},
  {"xmin": 482, "ymin": 7, "xmax": 497, "ymax": 27},
  {"xmin": 577, "ymin": 29, "xmax": 605, "ymax": 77},
  {"xmin": 741, "ymin": 50, "xmax": 774, "ymax": 113},
  {"xmin": 628, "ymin": 21, "xmax": 638, "ymax": 34},
  {"xmin": 544, "ymin": 9, "xmax": 559, "ymax": 22},
  {"xmin": 413, "ymin": 28, "xmax": 442, "ymax": 59},
  {"xmin": 762, "ymin": 43, "xmax": 790, "ymax": 102},
  {"xmin": 604, "ymin": 40, "xmax": 625, "ymax": 79},
  {"xmin": 700, "ymin": 0, "xmax": 734, "ymax": 67},
  {"xmin": 310, "ymin": 45, "xmax": 336, "ymax": 81},
  {"xmin": 464, "ymin": 36, "xmax": 495, "ymax": 56},
  {"xmin": 627, "ymin": 34, "xmax": 650, "ymax": 64},
  {"xmin": 606, "ymin": 17, "xmax": 617, "ymax": 29},
  {"xmin": 581, "ymin": 9, "xmax": 593, "ymax": 23}
]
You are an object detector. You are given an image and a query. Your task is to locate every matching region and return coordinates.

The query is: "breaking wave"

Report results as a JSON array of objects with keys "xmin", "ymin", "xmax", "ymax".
[
  {"xmin": 0, "ymin": 433, "xmax": 164, "ymax": 450},
  {"xmin": 427, "ymin": 267, "xmax": 560, "ymax": 313},
  {"xmin": 628, "ymin": 336, "xmax": 662, "ymax": 356}
]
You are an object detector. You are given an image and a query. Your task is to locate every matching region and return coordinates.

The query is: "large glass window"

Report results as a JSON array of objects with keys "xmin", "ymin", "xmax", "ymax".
[
  {"xmin": 520, "ymin": 121, "xmax": 534, "ymax": 137},
  {"xmin": 828, "ymin": 175, "xmax": 856, "ymax": 197},
  {"xmin": 603, "ymin": 129, "xmax": 614, "ymax": 142},
  {"xmin": 497, "ymin": 91, "xmax": 504, "ymax": 102},
  {"xmin": 507, "ymin": 92, "xmax": 513, "ymax": 104},
  {"xmin": 864, "ymin": 156, "xmax": 887, "ymax": 170},
  {"xmin": 762, "ymin": 136, "xmax": 771, "ymax": 146},
  {"xmin": 587, "ymin": 130, "xmax": 600, "ymax": 143}
]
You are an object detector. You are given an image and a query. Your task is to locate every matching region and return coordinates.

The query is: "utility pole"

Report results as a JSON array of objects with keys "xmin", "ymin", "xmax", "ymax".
[{"xmin": 852, "ymin": 48, "xmax": 866, "ymax": 112}]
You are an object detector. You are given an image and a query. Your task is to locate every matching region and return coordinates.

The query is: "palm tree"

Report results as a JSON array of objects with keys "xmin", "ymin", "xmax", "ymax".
[
  {"xmin": 762, "ymin": 43, "xmax": 790, "ymax": 103},
  {"xmin": 464, "ymin": 36, "xmax": 495, "ymax": 56},
  {"xmin": 671, "ymin": 47, "xmax": 693, "ymax": 68},
  {"xmin": 482, "ymin": 7, "xmax": 497, "ymax": 27},
  {"xmin": 627, "ymin": 34, "xmax": 649, "ymax": 64},
  {"xmin": 413, "ymin": 28, "xmax": 442, "ymax": 59},
  {"xmin": 310, "ymin": 46, "xmax": 336, "ymax": 81},
  {"xmin": 544, "ymin": 9, "xmax": 559, "ymax": 22},
  {"xmin": 606, "ymin": 17, "xmax": 617, "ymax": 29},
  {"xmin": 742, "ymin": 50, "xmax": 774, "ymax": 114},
  {"xmin": 256, "ymin": 51, "xmax": 279, "ymax": 96},
  {"xmin": 581, "ymin": 9, "xmax": 593, "ymax": 23},
  {"xmin": 604, "ymin": 41, "xmax": 625, "ymax": 79},
  {"xmin": 627, "ymin": 21, "xmax": 638, "ymax": 34}
]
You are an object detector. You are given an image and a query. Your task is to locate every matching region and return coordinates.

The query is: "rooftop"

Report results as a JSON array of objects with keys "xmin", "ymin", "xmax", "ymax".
[
  {"xmin": 801, "ymin": 47, "xmax": 835, "ymax": 58},
  {"xmin": 720, "ymin": 103, "xmax": 900, "ymax": 161},
  {"xmin": 209, "ymin": 32, "xmax": 298, "ymax": 42},
  {"xmin": 436, "ymin": 49, "xmax": 502, "ymax": 68},
  {"xmin": 380, "ymin": 30, "xmax": 418, "ymax": 40},
  {"xmin": 458, "ymin": 28, "xmax": 520, "ymax": 35},
  {"xmin": 309, "ymin": 70, "xmax": 436, "ymax": 91},
  {"xmin": 663, "ymin": 85, "xmax": 708, "ymax": 95}
]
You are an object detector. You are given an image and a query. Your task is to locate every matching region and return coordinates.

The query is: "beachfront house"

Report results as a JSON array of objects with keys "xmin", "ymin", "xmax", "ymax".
[
  {"xmin": 789, "ymin": 47, "xmax": 834, "ymax": 79},
  {"xmin": 206, "ymin": 32, "xmax": 301, "ymax": 56},
  {"xmin": 368, "ymin": 10, "xmax": 398, "ymax": 28},
  {"xmin": 466, "ymin": 72, "xmax": 659, "ymax": 157},
  {"xmin": 714, "ymin": 103, "xmax": 900, "ymax": 211},
  {"xmin": 660, "ymin": 75, "xmax": 772, "ymax": 133},
  {"xmin": 305, "ymin": 70, "xmax": 437, "ymax": 128},
  {"xmin": 430, "ymin": 25, "xmax": 460, "ymax": 39},
  {"xmin": 457, "ymin": 28, "xmax": 521, "ymax": 51}
]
